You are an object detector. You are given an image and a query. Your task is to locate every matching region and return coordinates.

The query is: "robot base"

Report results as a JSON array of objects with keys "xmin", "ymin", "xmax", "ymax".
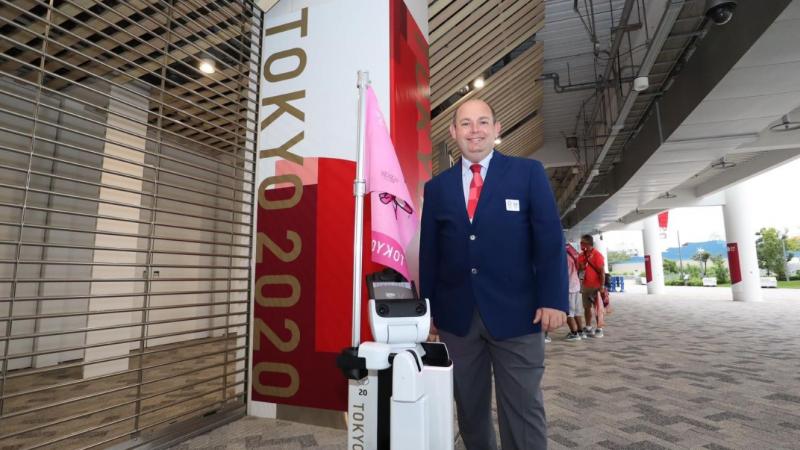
[
  {"xmin": 390, "ymin": 345, "xmax": 453, "ymax": 450},
  {"xmin": 337, "ymin": 271, "xmax": 454, "ymax": 450},
  {"xmin": 343, "ymin": 341, "xmax": 453, "ymax": 450}
]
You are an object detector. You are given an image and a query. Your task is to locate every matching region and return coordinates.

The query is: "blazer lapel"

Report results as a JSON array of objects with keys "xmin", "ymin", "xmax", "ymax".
[
  {"xmin": 472, "ymin": 151, "xmax": 510, "ymax": 226},
  {"xmin": 445, "ymin": 162, "xmax": 470, "ymax": 224}
]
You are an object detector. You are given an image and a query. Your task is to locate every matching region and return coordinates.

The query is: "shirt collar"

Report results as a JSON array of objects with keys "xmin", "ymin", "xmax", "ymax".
[{"xmin": 461, "ymin": 150, "xmax": 494, "ymax": 172}]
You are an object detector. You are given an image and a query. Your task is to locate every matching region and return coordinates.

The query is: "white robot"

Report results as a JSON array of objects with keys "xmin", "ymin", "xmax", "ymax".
[{"xmin": 337, "ymin": 270, "xmax": 454, "ymax": 450}]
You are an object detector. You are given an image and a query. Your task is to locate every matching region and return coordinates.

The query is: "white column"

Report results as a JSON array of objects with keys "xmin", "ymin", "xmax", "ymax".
[
  {"xmin": 723, "ymin": 181, "xmax": 762, "ymax": 302},
  {"xmin": 642, "ymin": 215, "xmax": 665, "ymax": 294},
  {"xmin": 595, "ymin": 234, "xmax": 609, "ymax": 272}
]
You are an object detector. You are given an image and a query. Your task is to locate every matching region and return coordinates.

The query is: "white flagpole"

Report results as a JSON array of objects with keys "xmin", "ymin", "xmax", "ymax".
[{"xmin": 351, "ymin": 70, "xmax": 370, "ymax": 347}]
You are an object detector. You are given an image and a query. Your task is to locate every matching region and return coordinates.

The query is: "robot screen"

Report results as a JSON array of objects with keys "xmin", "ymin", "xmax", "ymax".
[{"xmin": 370, "ymin": 281, "xmax": 416, "ymax": 300}]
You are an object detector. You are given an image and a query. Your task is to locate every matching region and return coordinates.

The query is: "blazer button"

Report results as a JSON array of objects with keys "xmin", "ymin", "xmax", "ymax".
[
  {"xmin": 469, "ymin": 234, "xmax": 476, "ymax": 241},
  {"xmin": 471, "ymin": 268, "xmax": 478, "ymax": 274}
]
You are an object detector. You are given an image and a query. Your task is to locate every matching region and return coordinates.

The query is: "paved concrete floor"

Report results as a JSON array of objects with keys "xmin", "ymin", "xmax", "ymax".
[{"xmin": 171, "ymin": 285, "xmax": 800, "ymax": 449}]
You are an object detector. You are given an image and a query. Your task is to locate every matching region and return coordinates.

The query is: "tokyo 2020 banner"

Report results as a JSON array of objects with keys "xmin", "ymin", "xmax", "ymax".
[{"xmin": 252, "ymin": 0, "xmax": 429, "ymax": 412}]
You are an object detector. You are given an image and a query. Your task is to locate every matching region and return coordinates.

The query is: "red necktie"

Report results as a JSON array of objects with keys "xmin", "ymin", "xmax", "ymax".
[{"xmin": 467, "ymin": 163, "xmax": 483, "ymax": 220}]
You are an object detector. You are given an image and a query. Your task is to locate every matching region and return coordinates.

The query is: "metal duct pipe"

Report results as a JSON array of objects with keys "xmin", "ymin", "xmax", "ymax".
[
  {"xmin": 539, "ymin": 72, "xmax": 638, "ymax": 93},
  {"xmin": 563, "ymin": 0, "xmax": 686, "ymax": 219}
]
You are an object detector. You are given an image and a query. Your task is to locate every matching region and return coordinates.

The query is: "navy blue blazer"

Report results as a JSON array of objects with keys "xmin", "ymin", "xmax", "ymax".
[{"xmin": 419, "ymin": 151, "xmax": 568, "ymax": 340}]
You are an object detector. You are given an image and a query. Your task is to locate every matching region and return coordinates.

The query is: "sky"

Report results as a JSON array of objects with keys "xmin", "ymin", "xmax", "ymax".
[{"xmin": 602, "ymin": 157, "xmax": 800, "ymax": 255}]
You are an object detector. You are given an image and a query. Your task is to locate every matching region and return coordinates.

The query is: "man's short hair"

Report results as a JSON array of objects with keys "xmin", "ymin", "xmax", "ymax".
[
  {"xmin": 580, "ymin": 234, "xmax": 594, "ymax": 246},
  {"xmin": 451, "ymin": 100, "xmax": 497, "ymax": 125}
]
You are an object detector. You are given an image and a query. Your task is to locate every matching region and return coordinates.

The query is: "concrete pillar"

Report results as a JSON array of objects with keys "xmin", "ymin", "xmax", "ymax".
[
  {"xmin": 642, "ymin": 215, "xmax": 666, "ymax": 294},
  {"xmin": 723, "ymin": 181, "xmax": 762, "ymax": 302},
  {"xmin": 595, "ymin": 234, "xmax": 609, "ymax": 272}
]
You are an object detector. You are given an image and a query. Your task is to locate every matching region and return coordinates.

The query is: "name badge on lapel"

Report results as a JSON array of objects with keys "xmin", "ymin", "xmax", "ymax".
[{"xmin": 505, "ymin": 199, "xmax": 520, "ymax": 212}]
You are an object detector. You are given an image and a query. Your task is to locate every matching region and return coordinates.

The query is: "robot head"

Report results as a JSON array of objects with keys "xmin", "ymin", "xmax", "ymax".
[{"xmin": 366, "ymin": 270, "xmax": 430, "ymax": 346}]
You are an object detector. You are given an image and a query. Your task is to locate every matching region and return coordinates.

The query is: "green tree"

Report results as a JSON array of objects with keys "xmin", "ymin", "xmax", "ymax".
[
  {"xmin": 686, "ymin": 264, "xmax": 702, "ymax": 278},
  {"xmin": 663, "ymin": 259, "xmax": 678, "ymax": 274},
  {"xmin": 786, "ymin": 236, "xmax": 800, "ymax": 252},
  {"xmin": 756, "ymin": 228, "xmax": 787, "ymax": 278},
  {"xmin": 710, "ymin": 255, "xmax": 730, "ymax": 284},
  {"xmin": 692, "ymin": 249, "xmax": 711, "ymax": 276}
]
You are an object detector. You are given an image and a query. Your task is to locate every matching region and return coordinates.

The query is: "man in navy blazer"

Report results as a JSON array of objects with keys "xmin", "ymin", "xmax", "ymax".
[{"xmin": 420, "ymin": 99, "xmax": 568, "ymax": 450}]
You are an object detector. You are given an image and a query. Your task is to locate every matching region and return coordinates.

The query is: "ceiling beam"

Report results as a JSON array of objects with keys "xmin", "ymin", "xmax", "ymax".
[
  {"xmin": 565, "ymin": 0, "xmax": 794, "ymax": 228},
  {"xmin": 694, "ymin": 148, "xmax": 800, "ymax": 198}
]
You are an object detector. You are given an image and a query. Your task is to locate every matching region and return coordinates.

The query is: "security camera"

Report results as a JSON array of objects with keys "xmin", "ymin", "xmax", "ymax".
[{"xmin": 705, "ymin": 0, "xmax": 737, "ymax": 26}]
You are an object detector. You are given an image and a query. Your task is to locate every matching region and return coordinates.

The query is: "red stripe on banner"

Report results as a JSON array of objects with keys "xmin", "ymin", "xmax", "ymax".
[
  {"xmin": 315, "ymin": 158, "xmax": 378, "ymax": 356},
  {"xmin": 390, "ymin": 0, "xmax": 431, "ymax": 203},
  {"xmin": 727, "ymin": 242, "xmax": 742, "ymax": 284},
  {"xmin": 390, "ymin": 0, "xmax": 431, "ymax": 284},
  {"xmin": 253, "ymin": 181, "xmax": 348, "ymax": 410}
]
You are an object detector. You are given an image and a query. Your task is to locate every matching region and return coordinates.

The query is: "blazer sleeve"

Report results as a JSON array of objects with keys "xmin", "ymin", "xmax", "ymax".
[
  {"xmin": 528, "ymin": 160, "xmax": 568, "ymax": 312},
  {"xmin": 419, "ymin": 180, "xmax": 437, "ymax": 304}
]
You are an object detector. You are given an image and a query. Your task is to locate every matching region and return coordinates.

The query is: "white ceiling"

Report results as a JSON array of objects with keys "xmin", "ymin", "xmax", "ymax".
[{"xmin": 570, "ymin": 0, "xmax": 800, "ymax": 236}]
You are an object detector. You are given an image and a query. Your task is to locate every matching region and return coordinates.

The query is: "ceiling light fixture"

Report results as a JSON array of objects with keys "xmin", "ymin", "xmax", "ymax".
[
  {"xmin": 473, "ymin": 77, "xmax": 485, "ymax": 89},
  {"xmin": 710, "ymin": 157, "xmax": 736, "ymax": 169},
  {"xmin": 769, "ymin": 114, "xmax": 800, "ymax": 132},
  {"xmin": 199, "ymin": 59, "xmax": 216, "ymax": 74},
  {"xmin": 658, "ymin": 191, "xmax": 677, "ymax": 199}
]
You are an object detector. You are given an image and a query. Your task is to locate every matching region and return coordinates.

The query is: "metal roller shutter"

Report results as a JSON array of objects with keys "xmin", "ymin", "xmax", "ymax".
[{"xmin": 0, "ymin": 0, "xmax": 261, "ymax": 448}]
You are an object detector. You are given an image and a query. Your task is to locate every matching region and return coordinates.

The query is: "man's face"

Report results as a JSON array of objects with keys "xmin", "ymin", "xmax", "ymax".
[
  {"xmin": 449, "ymin": 100, "xmax": 501, "ymax": 163},
  {"xmin": 580, "ymin": 240, "xmax": 591, "ymax": 252}
]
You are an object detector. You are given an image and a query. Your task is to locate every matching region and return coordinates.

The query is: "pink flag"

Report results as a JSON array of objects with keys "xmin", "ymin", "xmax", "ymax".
[{"xmin": 364, "ymin": 86, "xmax": 418, "ymax": 280}]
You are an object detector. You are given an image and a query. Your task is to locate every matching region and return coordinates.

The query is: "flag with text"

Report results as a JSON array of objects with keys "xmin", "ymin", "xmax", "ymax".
[{"xmin": 365, "ymin": 86, "xmax": 418, "ymax": 280}]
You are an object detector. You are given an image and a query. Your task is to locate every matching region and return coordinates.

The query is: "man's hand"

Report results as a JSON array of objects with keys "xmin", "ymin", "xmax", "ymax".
[
  {"xmin": 533, "ymin": 307, "xmax": 567, "ymax": 332},
  {"xmin": 427, "ymin": 321, "xmax": 440, "ymax": 342}
]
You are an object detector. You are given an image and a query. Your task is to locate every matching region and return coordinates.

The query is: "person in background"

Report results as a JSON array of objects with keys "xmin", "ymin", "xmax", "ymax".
[
  {"xmin": 565, "ymin": 241, "xmax": 585, "ymax": 341},
  {"xmin": 577, "ymin": 234, "xmax": 605, "ymax": 338}
]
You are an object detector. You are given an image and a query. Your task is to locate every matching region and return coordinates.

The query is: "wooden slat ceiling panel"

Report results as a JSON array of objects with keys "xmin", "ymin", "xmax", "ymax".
[
  {"xmin": 430, "ymin": 1, "xmax": 495, "ymax": 66},
  {"xmin": 430, "ymin": 42, "xmax": 543, "ymax": 145},
  {"xmin": 428, "ymin": 0, "xmax": 453, "ymax": 19},
  {"xmin": 499, "ymin": 81, "xmax": 544, "ymax": 127},
  {"xmin": 430, "ymin": 113, "xmax": 544, "ymax": 173},
  {"xmin": 429, "ymin": 0, "xmax": 544, "ymax": 108},
  {"xmin": 0, "ymin": 0, "xmax": 256, "ymax": 156},
  {"xmin": 441, "ymin": 68, "xmax": 544, "ymax": 161},
  {"xmin": 498, "ymin": 114, "xmax": 543, "ymax": 157},
  {"xmin": 4, "ymin": 0, "xmax": 549, "ymax": 168},
  {"xmin": 429, "ymin": 41, "xmax": 545, "ymax": 175},
  {"xmin": 429, "ymin": 0, "xmax": 474, "ymax": 32}
]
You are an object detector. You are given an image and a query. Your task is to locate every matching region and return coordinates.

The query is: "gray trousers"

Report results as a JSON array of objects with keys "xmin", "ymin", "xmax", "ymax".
[{"xmin": 439, "ymin": 310, "xmax": 547, "ymax": 450}]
